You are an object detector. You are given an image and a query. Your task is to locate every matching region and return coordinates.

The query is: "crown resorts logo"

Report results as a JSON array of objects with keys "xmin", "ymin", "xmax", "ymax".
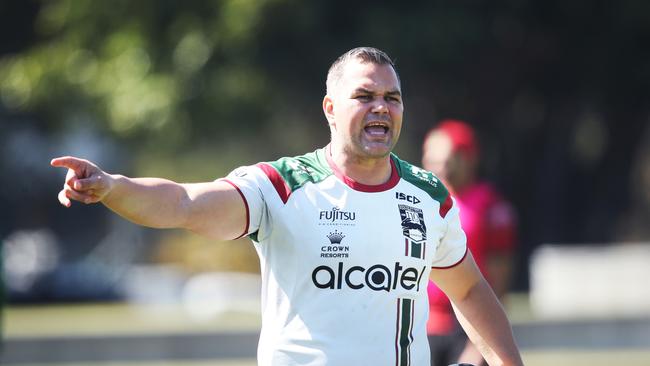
[
  {"xmin": 321, "ymin": 230, "xmax": 349, "ymax": 258},
  {"xmin": 327, "ymin": 230, "xmax": 345, "ymax": 244}
]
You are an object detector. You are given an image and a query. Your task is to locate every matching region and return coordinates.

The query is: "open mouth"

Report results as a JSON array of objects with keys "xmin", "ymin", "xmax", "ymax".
[{"xmin": 364, "ymin": 122, "xmax": 390, "ymax": 136}]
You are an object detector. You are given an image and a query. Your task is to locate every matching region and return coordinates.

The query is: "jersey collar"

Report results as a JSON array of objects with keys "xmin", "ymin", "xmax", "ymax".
[{"xmin": 324, "ymin": 144, "xmax": 400, "ymax": 192}]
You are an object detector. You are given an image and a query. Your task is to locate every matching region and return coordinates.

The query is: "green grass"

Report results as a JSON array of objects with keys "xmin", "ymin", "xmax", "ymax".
[
  {"xmin": 4, "ymin": 351, "xmax": 650, "ymax": 366},
  {"xmin": 0, "ymin": 361, "xmax": 258, "ymax": 366},
  {"xmin": 522, "ymin": 349, "xmax": 650, "ymax": 366},
  {"xmin": 4, "ymin": 302, "xmax": 261, "ymax": 338},
  {"xmin": 4, "ymin": 300, "xmax": 650, "ymax": 366}
]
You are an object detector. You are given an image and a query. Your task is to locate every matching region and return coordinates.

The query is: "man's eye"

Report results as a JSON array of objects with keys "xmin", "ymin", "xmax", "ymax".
[
  {"xmin": 355, "ymin": 95, "xmax": 372, "ymax": 101},
  {"xmin": 386, "ymin": 96, "xmax": 401, "ymax": 103}
]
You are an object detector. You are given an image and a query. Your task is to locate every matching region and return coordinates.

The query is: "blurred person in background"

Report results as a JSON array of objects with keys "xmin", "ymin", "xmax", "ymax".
[
  {"xmin": 51, "ymin": 47, "xmax": 522, "ymax": 366},
  {"xmin": 422, "ymin": 120, "xmax": 518, "ymax": 366}
]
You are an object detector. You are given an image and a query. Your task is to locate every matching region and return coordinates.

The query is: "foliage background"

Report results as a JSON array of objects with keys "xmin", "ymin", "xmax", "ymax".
[{"xmin": 1, "ymin": 0, "xmax": 649, "ymax": 298}]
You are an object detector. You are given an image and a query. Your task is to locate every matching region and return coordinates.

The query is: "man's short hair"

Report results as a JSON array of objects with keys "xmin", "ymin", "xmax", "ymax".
[{"xmin": 326, "ymin": 47, "xmax": 400, "ymax": 96}]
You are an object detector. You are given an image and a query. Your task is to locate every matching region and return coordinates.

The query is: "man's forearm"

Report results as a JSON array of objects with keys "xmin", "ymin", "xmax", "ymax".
[
  {"xmin": 102, "ymin": 175, "xmax": 191, "ymax": 229},
  {"xmin": 453, "ymin": 279, "xmax": 523, "ymax": 366}
]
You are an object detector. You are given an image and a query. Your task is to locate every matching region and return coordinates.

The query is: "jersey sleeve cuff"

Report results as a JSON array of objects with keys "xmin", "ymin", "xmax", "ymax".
[
  {"xmin": 431, "ymin": 246, "xmax": 468, "ymax": 269},
  {"xmin": 221, "ymin": 178, "xmax": 250, "ymax": 239}
]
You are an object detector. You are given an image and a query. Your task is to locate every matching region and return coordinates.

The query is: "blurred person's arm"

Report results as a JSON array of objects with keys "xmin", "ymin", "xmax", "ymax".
[
  {"xmin": 457, "ymin": 197, "xmax": 518, "ymax": 365},
  {"xmin": 51, "ymin": 156, "xmax": 246, "ymax": 240},
  {"xmin": 458, "ymin": 252, "xmax": 515, "ymax": 364},
  {"xmin": 430, "ymin": 253, "xmax": 523, "ymax": 366},
  {"xmin": 485, "ymin": 253, "xmax": 513, "ymax": 301},
  {"xmin": 485, "ymin": 198, "xmax": 517, "ymax": 298}
]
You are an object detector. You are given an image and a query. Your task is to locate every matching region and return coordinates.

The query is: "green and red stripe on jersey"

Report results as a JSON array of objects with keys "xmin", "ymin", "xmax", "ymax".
[{"xmin": 395, "ymin": 298, "xmax": 415, "ymax": 366}]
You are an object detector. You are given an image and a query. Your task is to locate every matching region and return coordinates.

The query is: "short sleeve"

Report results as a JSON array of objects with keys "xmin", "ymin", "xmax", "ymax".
[
  {"xmin": 431, "ymin": 197, "xmax": 468, "ymax": 268},
  {"xmin": 220, "ymin": 165, "xmax": 268, "ymax": 240}
]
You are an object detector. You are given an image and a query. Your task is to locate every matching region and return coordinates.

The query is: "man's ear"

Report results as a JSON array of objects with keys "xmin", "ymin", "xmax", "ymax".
[{"xmin": 323, "ymin": 95, "xmax": 336, "ymax": 127}]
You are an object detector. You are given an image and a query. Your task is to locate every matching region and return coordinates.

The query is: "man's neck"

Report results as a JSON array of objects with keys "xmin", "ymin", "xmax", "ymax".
[{"xmin": 328, "ymin": 144, "xmax": 393, "ymax": 186}]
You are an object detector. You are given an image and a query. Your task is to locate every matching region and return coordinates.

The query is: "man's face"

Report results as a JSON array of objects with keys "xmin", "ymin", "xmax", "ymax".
[{"xmin": 324, "ymin": 60, "xmax": 403, "ymax": 160}]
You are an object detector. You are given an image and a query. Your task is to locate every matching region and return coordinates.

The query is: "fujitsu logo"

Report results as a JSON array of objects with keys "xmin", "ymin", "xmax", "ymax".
[{"xmin": 319, "ymin": 206, "xmax": 356, "ymax": 222}]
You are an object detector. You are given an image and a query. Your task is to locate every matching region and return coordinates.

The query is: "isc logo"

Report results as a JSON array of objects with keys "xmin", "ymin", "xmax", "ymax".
[{"xmin": 395, "ymin": 192, "xmax": 421, "ymax": 204}]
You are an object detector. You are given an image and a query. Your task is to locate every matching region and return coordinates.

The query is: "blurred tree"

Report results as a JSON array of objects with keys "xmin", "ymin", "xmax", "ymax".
[
  {"xmin": 0, "ymin": 1, "xmax": 286, "ymax": 172},
  {"xmin": 1, "ymin": 0, "xmax": 650, "ymax": 292}
]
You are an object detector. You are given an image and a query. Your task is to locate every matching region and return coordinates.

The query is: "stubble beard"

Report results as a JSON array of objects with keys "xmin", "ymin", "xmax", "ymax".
[{"xmin": 350, "ymin": 132, "xmax": 398, "ymax": 161}]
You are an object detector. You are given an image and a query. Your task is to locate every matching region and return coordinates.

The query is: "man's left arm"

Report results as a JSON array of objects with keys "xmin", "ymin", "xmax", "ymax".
[{"xmin": 430, "ymin": 252, "xmax": 523, "ymax": 366}]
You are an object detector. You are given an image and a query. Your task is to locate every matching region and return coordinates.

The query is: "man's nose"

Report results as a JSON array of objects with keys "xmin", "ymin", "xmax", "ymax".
[{"xmin": 371, "ymin": 98, "xmax": 389, "ymax": 113}]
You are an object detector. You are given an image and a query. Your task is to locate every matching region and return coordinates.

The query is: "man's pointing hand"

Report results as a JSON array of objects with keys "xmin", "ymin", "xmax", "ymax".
[{"xmin": 50, "ymin": 156, "xmax": 114, "ymax": 207}]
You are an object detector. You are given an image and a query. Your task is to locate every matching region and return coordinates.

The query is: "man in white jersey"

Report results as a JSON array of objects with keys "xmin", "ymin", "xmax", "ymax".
[{"xmin": 51, "ymin": 47, "xmax": 523, "ymax": 366}]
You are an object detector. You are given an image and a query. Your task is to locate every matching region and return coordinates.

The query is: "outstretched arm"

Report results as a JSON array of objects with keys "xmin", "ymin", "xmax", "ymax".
[
  {"xmin": 430, "ymin": 253, "xmax": 523, "ymax": 366},
  {"xmin": 51, "ymin": 156, "xmax": 247, "ymax": 240}
]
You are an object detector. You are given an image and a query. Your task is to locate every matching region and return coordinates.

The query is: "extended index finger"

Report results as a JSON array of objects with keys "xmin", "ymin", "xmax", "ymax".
[{"xmin": 50, "ymin": 156, "xmax": 88, "ymax": 174}]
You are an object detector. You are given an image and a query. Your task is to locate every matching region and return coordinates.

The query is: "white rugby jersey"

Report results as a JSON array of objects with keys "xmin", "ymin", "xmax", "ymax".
[{"xmin": 223, "ymin": 146, "xmax": 467, "ymax": 366}]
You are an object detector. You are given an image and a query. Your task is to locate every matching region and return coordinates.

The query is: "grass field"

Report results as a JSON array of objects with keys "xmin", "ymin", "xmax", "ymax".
[
  {"xmin": 2, "ymin": 299, "xmax": 649, "ymax": 366},
  {"xmin": 5, "ymin": 352, "xmax": 650, "ymax": 366},
  {"xmin": 522, "ymin": 350, "xmax": 650, "ymax": 365}
]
